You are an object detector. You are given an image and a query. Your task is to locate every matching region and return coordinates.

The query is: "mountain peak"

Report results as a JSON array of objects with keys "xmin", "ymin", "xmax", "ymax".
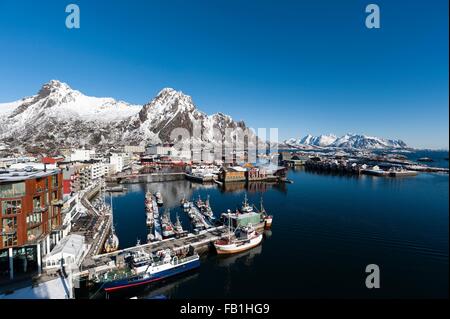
[
  {"xmin": 285, "ymin": 133, "xmax": 407, "ymax": 149},
  {"xmin": 37, "ymin": 80, "xmax": 75, "ymax": 99},
  {"xmin": 41, "ymin": 79, "xmax": 72, "ymax": 91}
]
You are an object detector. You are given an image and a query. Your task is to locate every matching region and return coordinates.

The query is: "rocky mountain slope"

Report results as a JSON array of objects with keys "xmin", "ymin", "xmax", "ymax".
[
  {"xmin": 284, "ymin": 133, "xmax": 407, "ymax": 149},
  {"xmin": 0, "ymin": 80, "xmax": 251, "ymax": 153}
]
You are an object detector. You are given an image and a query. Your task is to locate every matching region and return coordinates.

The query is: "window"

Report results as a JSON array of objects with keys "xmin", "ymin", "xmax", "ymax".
[
  {"xmin": 52, "ymin": 175, "xmax": 58, "ymax": 188},
  {"xmin": 2, "ymin": 217, "xmax": 17, "ymax": 234},
  {"xmin": 27, "ymin": 212, "xmax": 42, "ymax": 226},
  {"xmin": 0, "ymin": 182, "xmax": 25, "ymax": 198},
  {"xmin": 2, "ymin": 233, "xmax": 17, "ymax": 247},
  {"xmin": 1, "ymin": 217, "xmax": 18, "ymax": 247},
  {"xmin": 33, "ymin": 196, "xmax": 41, "ymax": 211},
  {"xmin": 1, "ymin": 200, "xmax": 22, "ymax": 215},
  {"xmin": 27, "ymin": 225, "xmax": 43, "ymax": 242}
]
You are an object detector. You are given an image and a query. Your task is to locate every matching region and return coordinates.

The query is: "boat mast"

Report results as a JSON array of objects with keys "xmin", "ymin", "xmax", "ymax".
[
  {"xmin": 110, "ymin": 192, "xmax": 115, "ymax": 232},
  {"xmin": 260, "ymin": 195, "xmax": 265, "ymax": 215}
]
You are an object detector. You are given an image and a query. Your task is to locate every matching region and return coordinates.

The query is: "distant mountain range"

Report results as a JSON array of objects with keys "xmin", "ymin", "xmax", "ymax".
[
  {"xmin": 283, "ymin": 134, "xmax": 408, "ymax": 149},
  {"xmin": 0, "ymin": 80, "xmax": 408, "ymax": 154},
  {"xmin": 0, "ymin": 80, "xmax": 249, "ymax": 153}
]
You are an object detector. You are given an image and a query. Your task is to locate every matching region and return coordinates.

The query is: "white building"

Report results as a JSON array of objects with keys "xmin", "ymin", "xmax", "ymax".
[
  {"xmin": 69, "ymin": 149, "xmax": 95, "ymax": 162},
  {"xmin": 109, "ymin": 154, "xmax": 124, "ymax": 174},
  {"xmin": 43, "ymin": 234, "xmax": 86, "ymax": 270},
  {"xmin": 9, "ymin": 162, "xmax": 57, "ymax": 170},
  {"xmin": 124, "ymin": 145, "xmax": 145, "ymax": 153},
  {"xmin": 147, "ymin": 144, "xmax": 174, "ymax": 156},
  {"xmin": 90, "ymin": 162, "xmax": 109, "ymax": 180}
]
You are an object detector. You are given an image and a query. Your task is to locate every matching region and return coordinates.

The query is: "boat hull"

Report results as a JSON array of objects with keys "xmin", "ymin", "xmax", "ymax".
[
  {"xmin": 102, "ymin": 258, "xmax": 200, "ymax": 293},
  {"xmin": 214, "ymin": 234, "xmax": 263, "ymax": 255}
]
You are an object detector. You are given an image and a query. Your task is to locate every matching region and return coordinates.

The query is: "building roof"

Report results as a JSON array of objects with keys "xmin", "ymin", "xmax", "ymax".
[
  {"xmin": 0, "ymin": 168, "xmax": 60, "ymax": 183},
  {"xmin": 46, "ymin": 234, "xmax": 84, "ymax": 258}
]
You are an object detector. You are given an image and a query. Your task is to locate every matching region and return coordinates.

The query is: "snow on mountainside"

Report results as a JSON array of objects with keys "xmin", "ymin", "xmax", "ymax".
[
  {"xmin": 284, "ymin": 133, "xmax": 407, "ymax": 149},
  {"xmin": 0, "ymin": 80, "xmax": 252, "ymax": 153},
  {"xmin": 3, "ymin": 80, "xmax": 141, "ymax": 123}
]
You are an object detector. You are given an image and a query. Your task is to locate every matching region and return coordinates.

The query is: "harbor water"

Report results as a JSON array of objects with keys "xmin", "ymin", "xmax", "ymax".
[{"xmin": 107, "ymin": 151, "xmax": 449, "ymax": 298}]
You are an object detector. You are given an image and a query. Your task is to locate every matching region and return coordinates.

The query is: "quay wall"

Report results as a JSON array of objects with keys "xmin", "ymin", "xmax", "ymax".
[{"xmin": 119, "ymin": 173, "xmax": 186, "ymax": 184}]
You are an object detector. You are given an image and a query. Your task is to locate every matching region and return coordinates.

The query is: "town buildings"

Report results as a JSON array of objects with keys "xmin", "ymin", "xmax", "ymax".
[{"xmin": 0, "ymin": 167, "xmax": 64, "ymax": 280}]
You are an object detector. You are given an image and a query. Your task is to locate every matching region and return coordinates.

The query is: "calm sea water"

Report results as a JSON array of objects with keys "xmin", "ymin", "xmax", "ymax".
[{"xmin": 107, "ymin": 151, "xmax": 449, "ymax": 298}]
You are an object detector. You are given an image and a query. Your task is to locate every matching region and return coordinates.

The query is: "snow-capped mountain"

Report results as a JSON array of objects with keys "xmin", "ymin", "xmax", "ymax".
[
  {"xmin": 284, "ymin": 133, "xmax": 407, "ymax": 149},
  {"xmin": 0, "ymin": 80, "xmax": 252, "ymax": 153}
]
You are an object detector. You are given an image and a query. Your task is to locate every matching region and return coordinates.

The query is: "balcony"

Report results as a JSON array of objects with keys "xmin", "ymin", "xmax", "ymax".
[
  {"xmin": 51, "ymin": 199, "xmax": 64, "ymax": 206},
  {"xmin": 32, "ymin": 205, "xmax": 48, "ymax": 213},
  {"xmin": 1, "ymin": 228, "xmax": 17, "ymax": 236}
]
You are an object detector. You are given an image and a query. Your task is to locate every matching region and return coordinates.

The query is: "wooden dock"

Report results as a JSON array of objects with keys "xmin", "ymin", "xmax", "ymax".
[{"xmin": 78, "ymin": 221, "xmax": 266, "ymax": 280}]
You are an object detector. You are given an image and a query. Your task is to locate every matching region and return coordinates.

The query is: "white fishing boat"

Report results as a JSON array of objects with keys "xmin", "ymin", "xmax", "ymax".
[
  {"xmin": 152, "ymin": 198, "xmax": 163, "ymax": 241},
  {"xmin": 174, "ymin": 214, "xmax": 184, "ymax": 233},
  {"xmin": 259, "ymin": 197, "xmax": 272, "ymax": 229},
  {"xmin": 214, "ymin": 220, "xmax": 262, "ymax": 255},
  {"xmin": 240, "ymin": 193, "xmax": 254, "ymax": 213},
  {"xmin": 161, "ymin": 209, "xmax": 176, "ymax": 238},
  {"xmin": 104, "ymin": 193, "xmax": 119, "ymax": 253},
  {"xmin": 146, "ymin": 193, "xmax": 154, "ymax": 227},
  {"xmin": 155, "ymin": 191, "xmax": 164, "ymax": 206},
  {"xmin": 195, "ymin": 195, "xmax": 214, "ymax": 219}
]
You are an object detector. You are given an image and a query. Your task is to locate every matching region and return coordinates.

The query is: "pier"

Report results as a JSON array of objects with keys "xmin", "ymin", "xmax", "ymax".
[
  {"xmin": 77, "ymin": 220, "xmax": 266, "ymax": 280},
  {"xmin": 114, "ymin": 172, "xmax": 186, "ymax": 184},
  {"xmin": 187, "ymin": 203, "xmax": 214, "ymax": 229}
]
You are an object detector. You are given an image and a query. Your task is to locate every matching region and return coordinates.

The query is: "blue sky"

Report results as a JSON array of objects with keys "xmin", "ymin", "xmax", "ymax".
[{"xmin": 0, "ymin": 0, "xmax": 448, "ymax": 149}]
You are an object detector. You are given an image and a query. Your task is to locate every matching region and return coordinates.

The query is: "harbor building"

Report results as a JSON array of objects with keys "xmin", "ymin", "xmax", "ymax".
[
  {"xmin": 0, "ymin": 167, "xmax": 63, "ymax": 281},
  {"xmin": 42, "ymin": 234, "xmax": 86, "ymax": 271},
  {"xmin": 69, "ymin": 149, "xmax": 95, "ymax": 162},
  {"xmin": 218, "ymin": 166, "xmax": 247, "ymax": 182},
  {"xmin": 109, "ymin": 153, "xmax": 124, "ymax": 174},
  {"xmin": 146, "ymin": 143, "xmax": 175, "ymax": 156},
  {"xmin": 124, "ymin": 145, "xmax": 145, "ymax": 154}
]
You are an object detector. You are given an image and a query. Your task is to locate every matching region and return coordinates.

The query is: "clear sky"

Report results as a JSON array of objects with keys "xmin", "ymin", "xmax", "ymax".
[{"xmin": 0, "ymin": 0, "xmax": 448, "ymax": 149}]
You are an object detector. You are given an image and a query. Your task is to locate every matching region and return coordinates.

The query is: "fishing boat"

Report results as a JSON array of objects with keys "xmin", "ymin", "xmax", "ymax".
[
  {"xmin": 174, "ymin": 214, "xmax": 184, "ymax": 233},
  {"xmin": 96, "ymin": 248, "xmax": 200, "ymax": 293},
  {"xmin": 195, "ymin": 195, "xmax": 204, "ymax": 209},
  {"xmin": 161, "ymin": 209, "xmax": 176, "ymax": 238},
  {"xmin": 152, "ymin": 198, "xmax": 163, "ymax": 241},
  {"xmin": 202, "ymin": 195, "xmax": 214, "ymax": 219},
  {"xmin": 104, "ymin": 193, "xmax": 119, "ymax": 253},
  {"xmin": 258, "ymin": 197, "xmax": 273, "ymax": 229},
  {"xmin": 214, "ymin": 215, "xmax": 262, "ymax": 255},
  {"xmin": 240, "ymin": 194, "xmax": 254, "ymax": 213},
  {"xmin": 155, "ymin": 191, "xmax": 164, "ymax": 206},
  {"xmin": 145, "ymin": 193, "xmax": 154, "ymax": 227},
  {"xmin": 180, "ymin": 195, "xmax": 191, "ymax": 210},
  {"xmin": 195, "ymin": 195, "xmax": 214, "ymax": 219}
]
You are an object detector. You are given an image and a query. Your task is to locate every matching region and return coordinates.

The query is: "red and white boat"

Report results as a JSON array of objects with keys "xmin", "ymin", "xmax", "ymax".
[
  {"xmin": 214, "ymin": 221, "xmax": 263, "ymax": 255},
  {"xmin": 259, "ymin": 197, "xmax": 273, "ymax": 229}
]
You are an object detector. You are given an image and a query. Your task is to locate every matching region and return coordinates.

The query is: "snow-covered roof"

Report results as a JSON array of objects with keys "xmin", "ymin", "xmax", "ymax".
[
  {"xmin": 0, "ymin": 168, "xmax": 59, "ymax": 183},
  {"xmin": 46, "ymin": 234, "xmax": 84, "ymax": 258}
]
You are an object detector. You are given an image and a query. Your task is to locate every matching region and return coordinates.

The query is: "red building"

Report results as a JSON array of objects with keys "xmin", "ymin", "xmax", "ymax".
[
  {"xmin": 0, "ymin": 168, "xmax": 63, "ymax": 280},
  {"xmin": 41, "ymin": 156, "xmax": 65, "ymax": 165}
]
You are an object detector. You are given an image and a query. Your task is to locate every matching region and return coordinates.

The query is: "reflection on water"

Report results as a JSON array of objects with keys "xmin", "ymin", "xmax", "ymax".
[
  {"xmin": 216, "ymin": 244, "xmax": 263, "ymax": 268},
  {"xmin": 109, "ymin": 166, "xmax": 448, "ymax": 298},
  {"xmin": 142, "ymin": 272, "xmax": 200, "ymax": 299}
]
